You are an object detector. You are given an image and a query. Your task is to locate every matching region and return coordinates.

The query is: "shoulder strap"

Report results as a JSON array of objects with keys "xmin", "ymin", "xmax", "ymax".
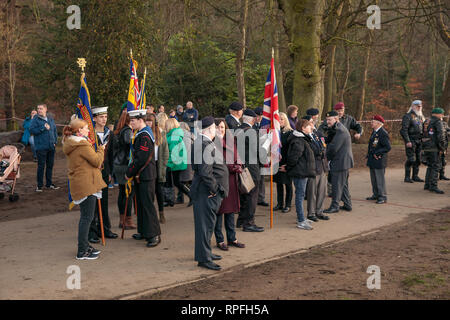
[{"xmin": 135, "ymin": 134, "xmax": 154, "ymax": 183}]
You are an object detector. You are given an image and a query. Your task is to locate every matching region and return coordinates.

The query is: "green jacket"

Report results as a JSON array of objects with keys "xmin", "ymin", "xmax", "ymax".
[
  {"xmin": 157, "ymin": 130, "xmax": 169, "ymax": 182},
  {"xmin": 167, "ymin": 127, "xmax": 187, "ymax": 171}
]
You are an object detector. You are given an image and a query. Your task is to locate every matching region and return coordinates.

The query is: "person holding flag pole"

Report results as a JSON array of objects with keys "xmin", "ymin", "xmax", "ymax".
[
  {"xmin": 260, "ymin": 48, "xmax": 282, "ymax": 229},
  {"xmin": 62, "ymin": 58, "xmax": 107, "ymax": 259}
]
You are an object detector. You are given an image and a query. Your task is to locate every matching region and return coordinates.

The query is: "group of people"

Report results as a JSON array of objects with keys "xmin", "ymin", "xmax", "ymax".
[{"xmin": 22, "ymin": 98, "xmax": 449, "ymax": 269}]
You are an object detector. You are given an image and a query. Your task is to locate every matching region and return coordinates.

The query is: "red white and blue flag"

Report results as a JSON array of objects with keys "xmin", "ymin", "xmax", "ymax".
[
  {"xmin": 260, "ymin": 57, "xmax": 281, "ymax": 162},
  {"xmin": 127, "ymin": 58, "xmax": 141, "ymax": 111}
]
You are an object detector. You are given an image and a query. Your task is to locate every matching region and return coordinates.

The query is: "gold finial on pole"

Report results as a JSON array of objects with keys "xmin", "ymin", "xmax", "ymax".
[
  {"xmin": 130, "ymin": 48, "xmax": 133, "ymax": 59},
  {"xmin": 77, "ymin": 58, "xmax": 86, "ymax": 72},
  {"xmin": 272, "ymin": 47, "xmax": 274, "ymax": 59}
]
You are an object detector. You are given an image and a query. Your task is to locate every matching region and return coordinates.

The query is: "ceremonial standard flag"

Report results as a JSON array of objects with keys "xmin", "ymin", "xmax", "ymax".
[
  {"xmin": 76, "ymin": 74, "xmax": 97, "ymax": 149},
  {"xmin": 260, "ymin": 57, "xmax": 281, "ymax": 162},
  {"xmin": 127, "ymin": 58, "xmax": 141, "ymax": 111}
]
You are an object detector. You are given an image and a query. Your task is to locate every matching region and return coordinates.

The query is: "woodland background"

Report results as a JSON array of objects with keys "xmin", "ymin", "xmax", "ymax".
[{"xmin": 0, "ymin": 0, "xmax": 449, "ymax": 131}]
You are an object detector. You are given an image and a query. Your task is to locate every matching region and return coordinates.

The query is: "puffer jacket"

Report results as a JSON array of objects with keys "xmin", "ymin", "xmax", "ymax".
[
  {"xmin": 167, "ymin": 127, "xmax": 187, "ymax": 171},
  {"xmin": 286, "ymin": 130, "xmax": 316, "ymax": 179},
  {"xmin": 63, "ymin": 135, "xmax": 106, "ymax": 201}
]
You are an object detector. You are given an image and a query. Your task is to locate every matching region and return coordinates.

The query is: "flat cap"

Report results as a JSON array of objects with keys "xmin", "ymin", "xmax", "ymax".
[{"xmin": 229, "ymin": 102, "xmax": 243, "ymax": 111}]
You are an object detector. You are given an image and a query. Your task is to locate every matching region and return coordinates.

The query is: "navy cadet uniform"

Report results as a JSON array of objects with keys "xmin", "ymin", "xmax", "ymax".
[
  {"xmin": 366, "ymin": 115, "xmax": 391, "ymax": 204},
  {"xmin": 88, "ymin": 107, "xmax": 117, "ymax": 242},
  {"xmin": 439, "ymin": 120, "xmax": 449, "ymax": 180},
  {"xmin": 126, "ymin": 109, "xmax": 161, "ymax": 247},
  {"xmin": 191, "ymin": 117, "xmax": 229, "ymax": 270},
  {"xmin": 422, "ymin": 108, "xmax": 446, "ymax": 194}
]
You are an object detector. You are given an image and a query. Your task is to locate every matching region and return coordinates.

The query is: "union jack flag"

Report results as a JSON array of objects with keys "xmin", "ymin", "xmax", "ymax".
[{"xmin": 260, "ymin": 57, "xmax": 281, "ymax": 162}]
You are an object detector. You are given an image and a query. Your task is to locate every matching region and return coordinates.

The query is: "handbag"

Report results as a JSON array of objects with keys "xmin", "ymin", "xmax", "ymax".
[{"xmin": 238, "ymin": 167, "xmax": 255, "ymax": 194}]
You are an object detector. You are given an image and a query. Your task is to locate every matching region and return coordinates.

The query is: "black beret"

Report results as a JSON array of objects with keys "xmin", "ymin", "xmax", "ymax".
[
  {"xmin": 302, "ymin": 115, "xmax": 312, "ymax": 121},
  {"xmin": 229, "ymin": 101, "xmax": 243, "ymax": 111},
  {"xmin": 326, "ymin": 111, "xmax": 338, "ymax": 117},
  {"xmin": 201, "ymin": 116, "xmax": 215, "ymax": 128},
  {"xmin": 254, "ymin": 106, "xmax": 263, "ymax": 115},
  {"xmin": 306, "ymin": 108, "xmax": 319, "ymax": 116},
  {"xmin": 243, "ymin": 109, "xmax": 257, "ymax": 117}
]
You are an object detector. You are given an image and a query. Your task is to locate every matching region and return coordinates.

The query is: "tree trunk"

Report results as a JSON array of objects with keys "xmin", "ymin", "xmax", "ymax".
[
  {"xmin": 279, "ymin": 0, "xmax": 325, "ymax": 117},
  {"xmin": 6, "ymin": 0, "xmax": 18, "ymax": 131},
  {"xmin": 441, "ymin": 60, "xmax": 450, "ymax": 121},
  {"xmin": 324, "ymin": 45, "xmax": 336, "ymax": 112},
  {"xmin": 431, "ymin": 40, "xmax": 437, "ymax": 108},
  {"xmin": 236, "ymin": 0, "xmax": 249, "ymax": 108},
  {"xmin": 337, "ymin": 45, "xmax": 350, "ymax": 102},
  {"xmin": 356, "ymin": 33, "xmax": 372, "ymax": 121},
  {"xmin": 274, "ymin": 26, "xmax": 286, "ymax": 113}
]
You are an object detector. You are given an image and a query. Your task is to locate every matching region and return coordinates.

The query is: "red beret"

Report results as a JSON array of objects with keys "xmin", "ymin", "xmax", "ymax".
[
  {"xmin": 333, "ymin": 102, "xmax": 345, "ymax": 110},
  {"xmin": 373, "ymin": 115, "xmax": 385, "ymax": 124}
]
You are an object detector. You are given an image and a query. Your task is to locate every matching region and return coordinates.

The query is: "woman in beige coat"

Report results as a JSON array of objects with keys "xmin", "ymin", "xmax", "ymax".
[{"xmin": 63, "ymin": 118, "xmax": 106, "ymax": 260}]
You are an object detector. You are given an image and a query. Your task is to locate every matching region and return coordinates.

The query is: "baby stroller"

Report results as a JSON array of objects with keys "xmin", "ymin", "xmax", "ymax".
[{"xmin": 0, "ymin": 144, "xmax": 23, "ymax": 202}]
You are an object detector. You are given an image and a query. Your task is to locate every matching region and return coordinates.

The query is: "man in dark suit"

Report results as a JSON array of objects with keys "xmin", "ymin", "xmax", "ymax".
[
  {"xmin": 323, "ymin": 111, "xmax": 354, "ymax": 213},
  {"xmin": 235, "ymin": 109, "xmax": 266, "ymax": 232},
  {"xmin": 225, "ymin": 102, "xmax": 243, "ymax": 130},
  {"xmin": 366, "ymin": 115, "xmax": 391, "ymax": 204},
  {"xmin": 191, "ymin": 117, "xmax": 230, "ymax": 271}
]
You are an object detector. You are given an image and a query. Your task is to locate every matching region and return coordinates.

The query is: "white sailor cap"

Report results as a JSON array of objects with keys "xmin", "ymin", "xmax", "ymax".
[
  {"xmin": 92, "ymin": 106, "xmax": 108, "ymax": 115},
  {"xmin": 128, "ymin": 109, "xmax": 147, "ymax": 119}
]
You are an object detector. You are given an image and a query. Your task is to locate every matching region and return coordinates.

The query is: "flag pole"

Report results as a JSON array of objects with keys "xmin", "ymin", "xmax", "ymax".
[{"xmin": 270, "ymin": 48, "xmax": 274, "ymax": 229}]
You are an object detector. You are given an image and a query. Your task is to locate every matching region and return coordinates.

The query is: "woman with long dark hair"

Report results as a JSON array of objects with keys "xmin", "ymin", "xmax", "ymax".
[
  {"xmin": 213, "ymin": 118, "xmax": 245, "ymax": 251},
  {"xmin": 113, "ymin": 110, "xmax": 136, "ymax": 229},
  {"xmin": 145, "ymin": 113, "xmax": 169, "ymax": 223}
]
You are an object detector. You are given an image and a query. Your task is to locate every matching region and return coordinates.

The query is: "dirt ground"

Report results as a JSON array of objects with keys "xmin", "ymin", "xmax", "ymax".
[
  {"xmin": 0, "ymin": 144, "xmax": 409, "ymax": 222},
  {"xmin": 143, "ymin": 209, "xmax": 450, "ymax": 300}
]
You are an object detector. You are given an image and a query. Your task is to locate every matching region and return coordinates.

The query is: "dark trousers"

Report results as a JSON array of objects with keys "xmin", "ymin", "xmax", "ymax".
[
  {"xmin": 135, "ymin": 180, "xmax": 161, "ymax": 239},
  {"xmin": 214, "ymin": 213, "xmax": 236, "ymax": 244},
  {"xmin": 118, "ymin": 184, "xmax": 134, "ymax": 217},
  {"xmin": 276, "ymin": 182, "xmax": 293, "ymax": 208},
  {"xmin": 78, "ymin": 195, "xmax": 96, "ymax": 254},
  {"xmin": 167, "ymin": 169, "xmax": 191, "ymax": 199},
  {"xmin": 155, "ymin": 181, "xmax": 165, "ymax": 212},
  {"xmin": 330, "ymin": 170, "xmax": 352, "ymax": 209},
  {"xmin": 405, "ymin": 140, "xmax": 422, "ymax": 177},
  {"xmin": 440, "ymin": 153, "xmax": 447, "ymax": 177},
  {"xmin": 193, "ymin": 191, "xmax": 223, "ymax": 262},
  {"xmin": 424, "ymin": 152, "xmax": 442, "ymax": 189},
  {"xmin": 258, "ymin": 176, "xmax": 265, "ymax": 203},
  {"xmin": 89, "ymin": 186, "xmax": 112, "ymax": 237},
  {"xmin": 369, "ymin": 168, "xmax": 387, "ymax": 200},
  {"xmin": 36, "ymin": 148, "xmax": 55, "ymax": 188},
  {"xmin": 238, "ymin": 182, "xmax": 259, "ymax": 227}
]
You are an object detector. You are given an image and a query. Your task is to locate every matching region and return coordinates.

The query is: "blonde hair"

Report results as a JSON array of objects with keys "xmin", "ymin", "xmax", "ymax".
[
  {"xmin": 179, "ymin": 122, "xmax": 190, "ymax": 132},
  {"xmin": 279, "ymin": 112, "xmax": 293, "ymax": 132},
  {"xmin": 156, "ymin": 112, "xmax": 169, "ymax": 132},
  {"xmin": 165, "ymin": 117, "xmax": 180, "ymax": 132},
  {"xmin": 63, "ymin": 118, "xmax": 88, "ymax": 142}
]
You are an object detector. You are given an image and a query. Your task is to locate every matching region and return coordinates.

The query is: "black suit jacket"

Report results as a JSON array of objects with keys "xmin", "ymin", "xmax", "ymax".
[
  {"xmin": 366, "ymin": 127, "xmax": 391, "ymax": 169},
  {"xmin": 225, "ymin": 114, "xmax": 241, "ymax": 130},
  {"xmin": 191, "ymin": 136, "xmax": 229, "ymax": 199}
]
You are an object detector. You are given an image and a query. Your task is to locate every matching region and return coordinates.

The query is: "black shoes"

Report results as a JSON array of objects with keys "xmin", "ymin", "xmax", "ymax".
[
  {"xmin": 429, "ymin": 188, "xmax": 444, "ymax": 194},
  {"xmin": 258, "ymin": 201, "xmax": 269, "ymax": 207},
  {"xmin": 324, "ymin": 207, "xmax": 339, "ymax": 213},
  {"xmin": 339, "ymin": 205, "xmax": 352, "ymax": 212},
  {"xmin": 404, "ymin": 177, "xmax": 413, "ymax": 183},
  {"xmin": 412, "ymin": 176, "xmax": 424, "ymax": 182},
  {"xmin": 307, "ymin": 215, "xmax": 319, "ymax": 222},
  {"xmin": 146, "ymin": 235, "xmax": 161, "ymax": 247},
  {"xmin": 440, "ymin": 176, "xmax": 450, "ymax": 180},
  {"xmin": 211, "ymin": 254, "xmax": 222, "ymax": 261},
  {"xmin": 132, "ymin": 233, "xmax": 144, "ymax": 240},
  {"xmin": 76, "ymin": 251, "xmax": 99, "ymax": 260},
  {"xmin": 317, "ymin": 214, "xmax": 330, "ymax": 220},
  {"xmin": 376, "ymin": 199, "xmax": 387, "ymax": 204},
  {"xmin": 88, "ymin": 236, "xmax": 100, "ymax": 244},
  {"xmin": 198, "ymin": 261, "xmax": 221, "ymax": 271},
  {"xmin": 282, "ymin": 207, "xmax": 291, "ymax": 213},
  {"xmin": 104, "ymin": 230, "xmax": 118, "ymax": 239},
  {"xmin": 366, "ymin": 195, "xmax": 377, "ymax": 200},
  {"xmin": 243, "ymin": 224, "xmax": 265, "ymax": 232},
  {"xmin": 273, "ymin": 204, "xmax": 283, "ymax": 211},
  {"xmin": 424, "ymin": 185, "xmax": 430, "ymax": 190}
]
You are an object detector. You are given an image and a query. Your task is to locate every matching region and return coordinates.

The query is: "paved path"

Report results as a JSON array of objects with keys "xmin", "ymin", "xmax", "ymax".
[{"xmin": 0, "ymin": 166, "xmax": 448, "ymax": 299}]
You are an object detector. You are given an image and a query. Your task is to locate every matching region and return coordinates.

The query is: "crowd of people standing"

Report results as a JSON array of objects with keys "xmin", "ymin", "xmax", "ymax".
[{"xmin": 22, "ymin": 99, "xmax": 449, "ymax": 269}]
